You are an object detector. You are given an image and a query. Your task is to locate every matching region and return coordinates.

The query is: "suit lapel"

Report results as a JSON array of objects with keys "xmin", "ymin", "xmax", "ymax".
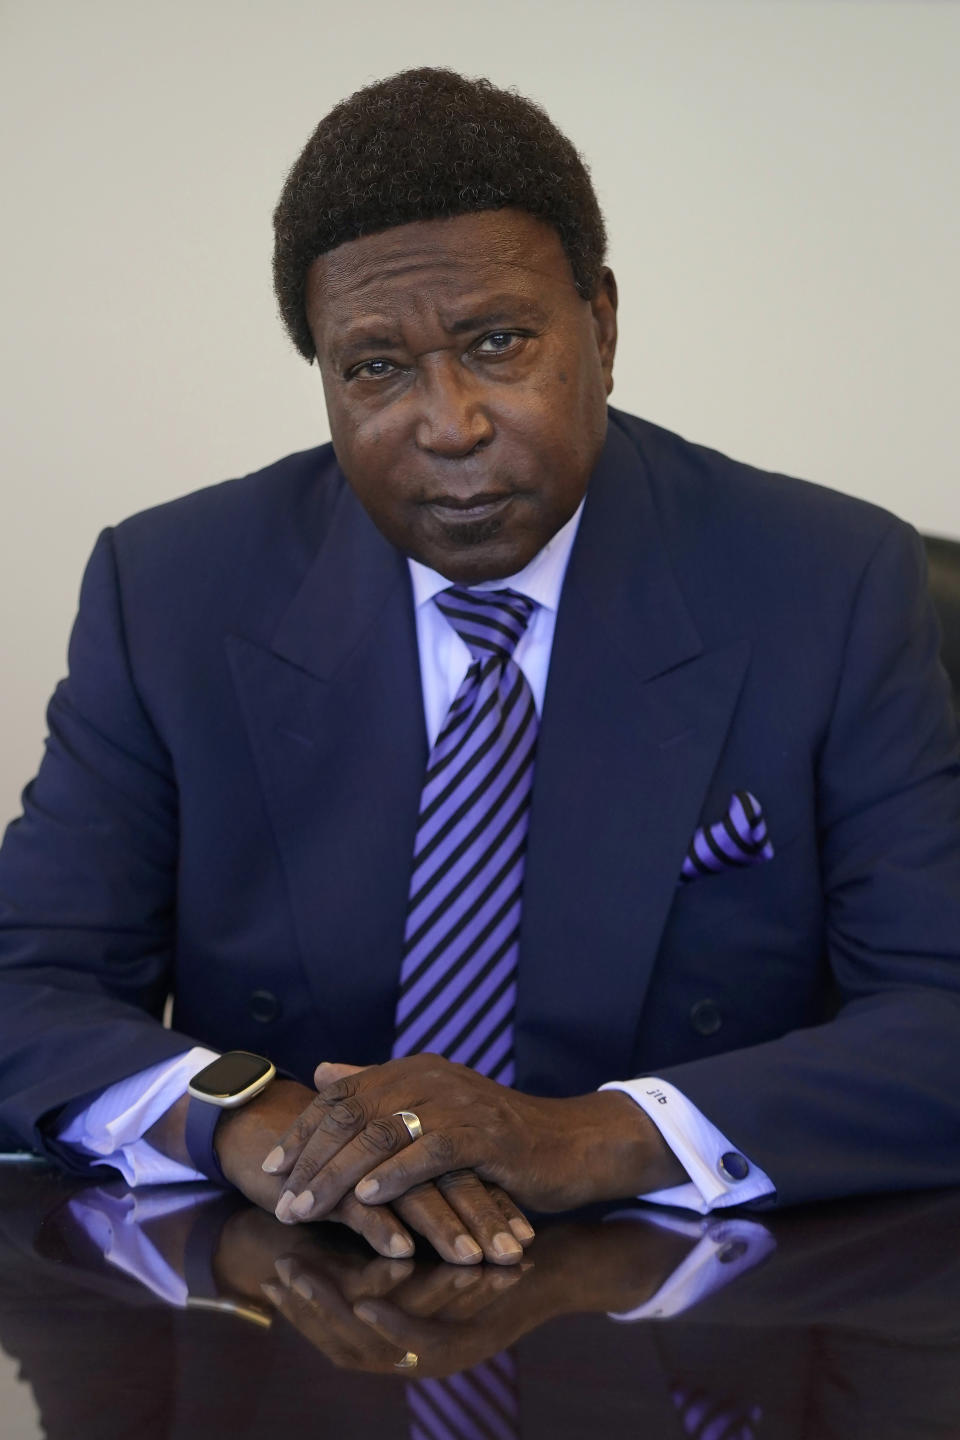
[
  {"xmin": 516, "ymin": 421, "xmax": 751, "ymax": 1094},
  {"xmin": 228, "ymin": 483, "xmax": 426, "ymax": 1067}
]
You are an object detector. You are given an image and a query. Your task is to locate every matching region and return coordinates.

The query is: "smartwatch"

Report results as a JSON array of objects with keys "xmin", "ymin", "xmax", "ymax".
[{"xmin": 185, "ymin": 1051, "xmax": 276, "ymax": 1184}]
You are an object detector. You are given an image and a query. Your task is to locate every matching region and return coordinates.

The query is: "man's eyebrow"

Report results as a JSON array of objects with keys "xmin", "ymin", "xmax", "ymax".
[
  {"xmin": 330, "ymin": 300, "xmax": 549, "ymax": 359},
  {"xmin": 446, "ymin": 302, "xmax": 548, "ymax": 334},
  {"xmin": 338, "ymin": 332, "xmax": 399, "ymax": 354},
  {"xmin": 328, "ymin": 326, "xmax": 403, "ymax": 364}
]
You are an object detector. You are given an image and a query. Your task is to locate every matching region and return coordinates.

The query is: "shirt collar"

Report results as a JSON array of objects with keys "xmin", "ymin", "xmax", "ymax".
[{"xmin": 407, "ymin": 498, "xmax": 585, "ymax": 615}]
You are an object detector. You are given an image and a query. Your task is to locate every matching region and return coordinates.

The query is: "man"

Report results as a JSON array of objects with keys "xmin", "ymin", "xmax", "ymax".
[{"xmin": 1, "ymin": 68, "xmax": 959, "ymax": 1265}]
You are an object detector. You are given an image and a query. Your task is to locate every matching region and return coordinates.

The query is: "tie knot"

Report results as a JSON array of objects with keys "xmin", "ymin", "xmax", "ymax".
[{"xmin": 435, "ymin": 587, "xmax": 537, "ymax": 665}]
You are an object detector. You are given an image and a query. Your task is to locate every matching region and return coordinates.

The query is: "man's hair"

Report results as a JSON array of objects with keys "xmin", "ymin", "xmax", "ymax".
[{"xmin": 272, "ymin": 67, "xmax": 607, "ymax": 360}]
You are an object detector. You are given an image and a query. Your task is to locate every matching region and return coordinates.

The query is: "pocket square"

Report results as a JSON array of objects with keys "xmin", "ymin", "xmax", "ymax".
[{"xmin": 680, "ymin": 790, "xmax": 774, "ymax": 884}]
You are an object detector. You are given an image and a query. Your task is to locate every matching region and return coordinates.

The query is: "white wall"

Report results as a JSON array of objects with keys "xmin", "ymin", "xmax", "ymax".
[{"xmin": 1, "ymin": 0, "xmax": 958, "ymax": 825}]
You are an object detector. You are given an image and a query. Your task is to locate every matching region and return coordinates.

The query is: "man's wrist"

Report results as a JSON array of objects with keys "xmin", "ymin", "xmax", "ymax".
[
  {"xmin": 572, "ymin": 1090, "xmax": 688, "ymax": 1204},
  {"xmin": 214, "ymin": 1079, "xmax": 313, "ymax": 1190},
  {"xmin": 144, "ymin": 1078, "xmax": 313, "ymax": 1197},
  {"xmin": 144, "ymin": 1092, "xmax": 193, "ymax": 1170}
]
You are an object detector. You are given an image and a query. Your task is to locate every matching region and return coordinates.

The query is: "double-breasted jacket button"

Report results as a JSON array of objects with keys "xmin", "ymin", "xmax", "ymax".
[
  {"xmin": 249, "ymin": 989, "xmax": 282, "ymax": 1024},
  {"xmin": 690, "ymin": 997, "xmax": 723, "ymax": 1036}
]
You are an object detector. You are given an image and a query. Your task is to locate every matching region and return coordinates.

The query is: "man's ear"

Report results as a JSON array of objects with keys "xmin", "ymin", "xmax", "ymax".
[{"xmin": 590, "ymin": 268, "xmax": 618, "ymax": 396}]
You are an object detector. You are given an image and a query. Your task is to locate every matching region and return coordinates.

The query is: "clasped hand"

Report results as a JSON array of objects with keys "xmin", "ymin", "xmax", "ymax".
[{"xmin": 262, "ymin": 1055, "xmax": 660, "ymax": 1257}]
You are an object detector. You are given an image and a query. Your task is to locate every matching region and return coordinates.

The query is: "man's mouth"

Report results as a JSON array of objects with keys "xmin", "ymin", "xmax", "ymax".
[{"xmin": 423, "ymin": 493, "xmax": 515, "ymax": 523}]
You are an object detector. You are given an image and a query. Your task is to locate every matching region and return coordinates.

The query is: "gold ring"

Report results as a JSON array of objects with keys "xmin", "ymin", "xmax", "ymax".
[
  {"xmin": 393, "ymin": 1110, "xmax": 424, "ymax": 1141},
  {"xmin": 394, "ymin": 1350, "xmax": 420, "ymax": 1370}
]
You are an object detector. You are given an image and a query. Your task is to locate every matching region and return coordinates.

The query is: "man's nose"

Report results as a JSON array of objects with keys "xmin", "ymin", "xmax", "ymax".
[{"xmin": 413, "ymin": 362, "xmax": 494, "ymax": 458}]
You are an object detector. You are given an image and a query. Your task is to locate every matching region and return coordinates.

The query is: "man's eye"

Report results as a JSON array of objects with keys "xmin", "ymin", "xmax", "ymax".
[
  {"xmin": 475, "ymin": 331, "xmax": 521, "ymax": 354},
  {"xmin": 350, "ymin": 359, "xmax": 396, "ymax": 379}
]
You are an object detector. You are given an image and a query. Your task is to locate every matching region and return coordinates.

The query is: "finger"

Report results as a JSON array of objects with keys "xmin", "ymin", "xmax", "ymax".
[
  {"xmin": 435, "ymin": 1171, "xmax": 523, "ymax": 1265},
  {"xmin": 337, "ymin": 1254, "xmax": 415, "ymax": 1304},
  {"xmin": 351, "ymin": 1297, "xmax": 447, "ymax": 1358},
  {"xmin": 351, "ymin": 1286, "xmax": 521, "ymax": 1361},
  {"xmin": 353, "ymin": 1269, "xmax": 528, "ymax": 1363},
  {"xmin": 385, "ymin": 1261, "xmax": 484, "ymax": 1318},
  {"xmin": 392, "ymin": 1263, "xmax": 523, "ymax": 1322},
  {"xmin": 264, "ymin": 1078, "xmax": 370, "ymax": 1182},
  {"xmin": 428, "ymin": 1265, "xmax": 527, "ymax": 1322},
  {"xmin": 281, "ymin": 1114, "xmax": 433, "ymax": 1222},
  {"xmin": 277, "ymin": 1253, "xmax": 412, "ymax": 1306},
  {"xmin": 350, "ymin": 1130, "xmax": 468, "ymax": 1209},
  {"xmin": 392, "ymin": 1182, "xmax": 485, "ymax": 1265},
  {"xmin": 262, "ymin": 1276, "xmax": 404, "ymax": 1373},
  {"xmin": 270, "ymin": 1082, "xmax": 374, "ymax": 1209},
  {"xmin": 314, "ymin": 1061, "xmax": 367, "ymax": 1088},
  {"xmin": 328, "ymin": 1192, "xmax": 416, "ymax": 1260},
  {"xmin": 486, "ymin": 1183, "xmax": 536, "ymax": 1246}
]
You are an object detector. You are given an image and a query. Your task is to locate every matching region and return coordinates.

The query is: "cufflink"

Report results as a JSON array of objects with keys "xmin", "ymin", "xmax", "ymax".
[{"xmin": 718, "ymin": 1151, "xmax": 750, "ymax": 1182}]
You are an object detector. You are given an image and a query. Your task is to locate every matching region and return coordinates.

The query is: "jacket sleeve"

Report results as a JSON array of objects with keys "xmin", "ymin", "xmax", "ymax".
[
  {"xmin": 658, "ymin": 518, "xmax": 960, "ymax": 1205},
  {"xmin": 0, "ymin": 530, "xmax": 202, "ymax": 1168}
]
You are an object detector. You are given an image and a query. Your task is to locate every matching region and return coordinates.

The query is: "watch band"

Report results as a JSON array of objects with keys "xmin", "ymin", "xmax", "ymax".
[
  {"xmin": 185, "ymin": 1096, "xmax": 229, "ymax": 1185},
  {"xmin": 183, "ymin": 1194, "xmax": 241, "ymax": 1295},
  {"xmin": 181, "ymin": 1192, "xmax": 273, "ymax": 1327}
]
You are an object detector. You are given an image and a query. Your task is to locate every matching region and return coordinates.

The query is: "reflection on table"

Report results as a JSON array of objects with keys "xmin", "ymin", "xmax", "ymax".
[{"xmin": 0, "ymin": 1164, "xmax": 958, "ymax": 1437}]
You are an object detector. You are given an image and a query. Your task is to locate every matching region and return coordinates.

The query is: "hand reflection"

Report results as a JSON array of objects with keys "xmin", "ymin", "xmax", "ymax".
[
  {"xmin": 52, "ymin": 1182, "xmax": 771, "ymax": 1380},
  {"xmin": 258, "ymin": 1217, "xmax": 697, "ymax": 1378},
  {"xmin": 262, "ymin": 1252, "xmax": 523, "ymax": 1376}
]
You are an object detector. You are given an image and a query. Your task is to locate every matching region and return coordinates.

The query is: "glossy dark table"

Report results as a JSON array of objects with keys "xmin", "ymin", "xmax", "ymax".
[{"xmin": 0, "ymin": 1162, "xmax": 958, "ymax": 1438}]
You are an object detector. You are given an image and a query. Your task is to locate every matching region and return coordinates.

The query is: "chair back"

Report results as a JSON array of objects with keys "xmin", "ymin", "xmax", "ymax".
[{"xmin": 923, "ymin": 534, "xmax": 960, "ymax": 715}]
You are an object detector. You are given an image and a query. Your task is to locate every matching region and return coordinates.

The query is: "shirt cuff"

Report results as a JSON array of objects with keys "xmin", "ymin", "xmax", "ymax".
[
  {"xmin": 66, "ymin": 1187, "xmax": 220, "ymax": 1306},
  {"xmin": 602, "ymin": 1208, "xmax": 777, "ymax": 1320},
  {"xmin": 599, "ymin": 1076, "xmax": 776, "ymax": 1214},
  {"xmin": 57, "ymin": 1046, "xmax": 220, "ymax": 1186}
]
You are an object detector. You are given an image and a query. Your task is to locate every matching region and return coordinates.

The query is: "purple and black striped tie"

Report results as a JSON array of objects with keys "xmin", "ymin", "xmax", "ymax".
[
  {"xmin": 405, "ymin": 1352, "xmax": 520, "ymax": 1440},
  {"xmin": 391, "ymin": 586, "xmax": 538, "ymax": 1085}
]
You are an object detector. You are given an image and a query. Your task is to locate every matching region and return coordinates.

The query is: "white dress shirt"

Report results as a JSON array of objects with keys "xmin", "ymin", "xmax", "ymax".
[{"xmin": 60, "ymin": 499, "xmax": 773, "ymax": 1211}]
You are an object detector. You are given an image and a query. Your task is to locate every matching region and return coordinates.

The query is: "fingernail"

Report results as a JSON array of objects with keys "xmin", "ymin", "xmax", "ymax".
[
  {"xmin": 354, "ymin": 1302, "xmax": 378, "ymax": 1324},
  {"xmin": 262, "ymin": 1146, "xmax": 284, "ymax": 1174},
  {"xmin": 388, "ymin": 1233, "xmax": 415, "ymax": 1257},
  {"xmin": 275, "ymin": 1191, "xmax": 295, "ymax": 1223},
  {"xmin": 454, "ymin": 1235, "xmax": 483, "ymax": 1262},
  {"xmin": 274, "ymin": 1257, "xmax": 294, "ymax": 1286},
  {"xmin": 261, "ymin": 1282, "xmax": 282, "ymax": 1304},
  {"xmin": 492, "ymin": 1232, "xmax": 523, "ymax": 1260},
  {"xmin": 509, "ymin": 1217, "xmax": 535, "ymax": 1242},
  {"xmin": 290, "ymin": 1190, "xmax": 315, "ymax": 1219},
  {"xmin": 355, "ymin": 1178, "xmax": 379, "ymax": 1200},
  {"xmin": 293, "ymin": 1274, "xmax": 314, "ymax": 1301}
]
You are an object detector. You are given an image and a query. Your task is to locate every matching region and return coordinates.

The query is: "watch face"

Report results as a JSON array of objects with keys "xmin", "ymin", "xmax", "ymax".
[{"xmin": 190, "ymin": 1051, "xmax": 273, "ymax": 1100}]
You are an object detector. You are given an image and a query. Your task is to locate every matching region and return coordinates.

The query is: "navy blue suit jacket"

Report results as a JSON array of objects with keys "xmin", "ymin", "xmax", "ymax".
[{"xmin": 1, "ymin": 409, "xmax": 959, "ymax": 1204}]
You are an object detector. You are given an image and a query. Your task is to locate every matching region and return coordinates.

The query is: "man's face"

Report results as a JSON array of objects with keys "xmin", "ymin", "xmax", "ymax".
[{"xmin": 306, "ymin": 209, "xmax": 617, "ymax": 582}]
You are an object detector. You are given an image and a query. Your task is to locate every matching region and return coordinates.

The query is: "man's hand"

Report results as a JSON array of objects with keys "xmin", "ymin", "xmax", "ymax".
[
  {"xmin": 262, "ymin": 1055, "xmax": 687, "ymax": 1227},
  {"xmin": 146, "ymin": 1078, "xmax": 532, "ymax": 1265}
]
